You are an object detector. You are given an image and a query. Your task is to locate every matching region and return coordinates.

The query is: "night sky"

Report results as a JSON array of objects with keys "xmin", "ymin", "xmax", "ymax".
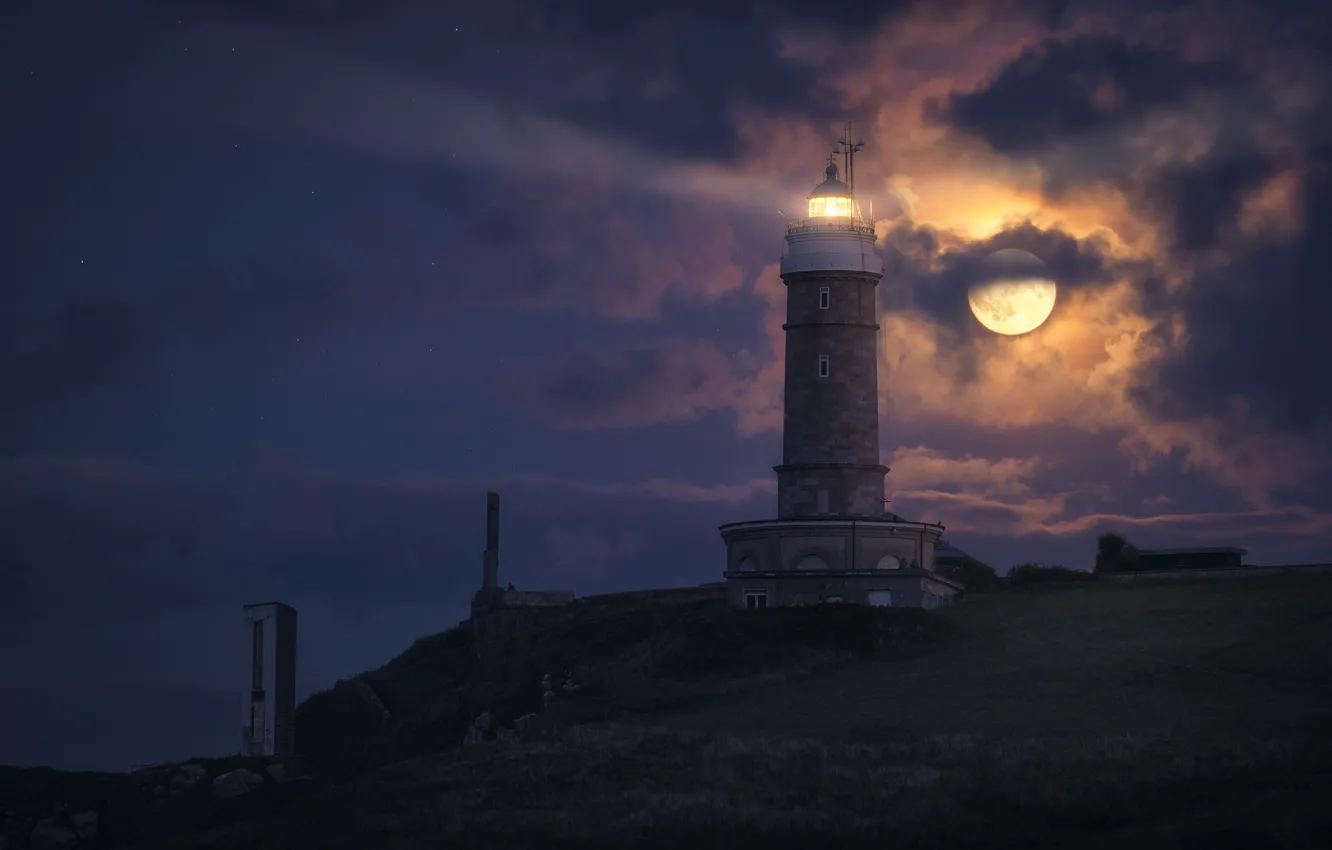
[{"xmin": 4, "ymin": 0, "xmax": 1331, "ymax": 771}]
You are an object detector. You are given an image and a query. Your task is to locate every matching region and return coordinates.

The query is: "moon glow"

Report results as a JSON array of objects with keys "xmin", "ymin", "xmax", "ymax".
[{"xmin": 968, "ymin": 249, "xmax": 1058, "ymax": 336}]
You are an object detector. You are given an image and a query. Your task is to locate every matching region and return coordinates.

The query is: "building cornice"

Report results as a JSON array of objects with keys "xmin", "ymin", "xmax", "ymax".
[
  {"xmin": 782, "ymin": 320, "xmax": 881, "ymax": 331},
  {"xmin": 719, "ymin": 516, "xmax": 945, "ymax": 534},
  {"xmin": 724, "ymin": 569, "xmax": 964, "ymax": 591},
  {"xmin": 773, "ymin": 463, "xmax": 890, "ymax": 474}
]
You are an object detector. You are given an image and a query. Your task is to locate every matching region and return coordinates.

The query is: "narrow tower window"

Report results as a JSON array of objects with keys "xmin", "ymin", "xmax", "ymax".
[
  {"xmin": 251, "ymin": 619, "xmax": 264, "ymax": 689},
  {"xmin": 818, "ymin": 287, "xmax": 830, "ymax": 310},
  {"xmin": 817, "ymin": 355, "xmax": 830, "ymax": 378}
]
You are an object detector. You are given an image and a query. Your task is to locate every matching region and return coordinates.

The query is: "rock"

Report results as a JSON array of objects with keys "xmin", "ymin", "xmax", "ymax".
[
  {"xmin": 495, "ymin": 727, "xmax": 515, "ymax": 742},
  {"xmin": 168, "ymin": 763, "xmax": 208, "ymax": 791},
  {"xmin": 212, "ymin": 768, "xmax": 264, "ymax": 799},
  {"xmin": 30, "ymin": 820, "xmax": 78, "ymax": 849},
  {"xmin": 514, "ymin": 713, "xmax": 538, "ymax": 732},
  {"xmin": 71, "ymin": 811, "xmax": 98, "ymax": 839},
  {"xmin": 474, "ymin": 711, "xmax": 492, "ymax": 731},
  {"xmin": 266, "ymin": 762, "xmax": 289, "ymax": 783},
  {"xmin": 542, "ymin": 690, "xmax": 555, "ymax": 704}
]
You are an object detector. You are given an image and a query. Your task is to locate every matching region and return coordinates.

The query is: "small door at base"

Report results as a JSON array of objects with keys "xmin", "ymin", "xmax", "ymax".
[{"xmin": 867, "ymin": 590, "xmax": 893, "ymax": 607}]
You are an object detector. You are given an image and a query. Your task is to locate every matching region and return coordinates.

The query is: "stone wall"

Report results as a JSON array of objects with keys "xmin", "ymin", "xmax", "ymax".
[
  {"xmin": 779, "ymin": 271, "xmax": 885, "ymax": 517},
  {"xmin": 776, "ymin": 464, "xmax": 887, "ymax": 517},
  {"xmin": 500, "ymin": 589, "xmax": 575, "ymax": 607},
  {"xmin": 728, "ymin": 573, "xmax": 953, "ymax": 607}
]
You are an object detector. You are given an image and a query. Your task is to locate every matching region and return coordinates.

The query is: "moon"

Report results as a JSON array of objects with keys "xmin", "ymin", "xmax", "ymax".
[{"xmin": 968, "ymin": 249, "xmax": 1057, "ymax": 336}]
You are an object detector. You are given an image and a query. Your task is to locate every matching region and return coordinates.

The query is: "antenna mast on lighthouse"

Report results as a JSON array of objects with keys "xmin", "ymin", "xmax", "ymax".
[{"xmin": 837, "ymin": 121, "xmax": 865, "ymax": 196}]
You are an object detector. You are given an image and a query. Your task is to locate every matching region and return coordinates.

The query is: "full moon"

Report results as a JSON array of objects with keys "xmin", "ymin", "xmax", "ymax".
[{"xmin": 968, "ymin": 249, "xmax": 1058, "ymax": 336}]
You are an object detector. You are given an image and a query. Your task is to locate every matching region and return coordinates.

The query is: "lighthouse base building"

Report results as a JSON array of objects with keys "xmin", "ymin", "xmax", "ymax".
[
  {"xmin": 721, "ymin": 515, "xmax": 958, "ymax": 609},
  {"xmin": 720, "ymin": 142, "xmax": 961, "ymax": 610}
]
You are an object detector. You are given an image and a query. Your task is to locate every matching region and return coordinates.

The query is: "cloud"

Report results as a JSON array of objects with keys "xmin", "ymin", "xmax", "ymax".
[
  {"xmin": 878, "ymin": 219, "xmax": 1134, "ymax": 331},
  {"xmin": 138, "ymin": 0, "xmax": 389, "ymax": 28},
  {"xmin": 0, "ymin": 454, "xmax": 777, "ymax": 629},
  {"xmin": 146, "ymin": 0, "xmax": 924, "ymax": 166},
  {"xmin": 178, "ymin": 8, "xmax": 860, "ymax": 196},
  {"xmin": 888, "ymin": 446, "xmax": 1043, "ymax": 497},
  {"xmin": 390, "ymin": 472, "xmax": 775, "ymax": 505},
  {"xmin": 884, "ymin": 444, "xmax": 1332, "ymax": 547},
  {"xmin": 1127, "ymin": 172, "xmax": 1332, "ymax": 446},
  {"xmin": 514, "ymin": 339, "xmax": 745, "ymax": 429},
  {"xmin": 17, "ymin": 0, "xmax": 1327, "ymax": 586},
  {"xmin": 0, "ymin": 262, "xmax": 346, "ymax": 410},
  {"xmin": 926, "ymin": 34, "xmax": 1243, "ymax": 159},
  {"xmin": 5, "ymin": 451, "xmax": 1325, "ymax": 635},
  {"xmin": 426, "ymin": 176, "xmax": 746, "ymax": 319},
  {"xmin": 540, "ymin": 527, "xmax": 644, "ymax": 583},
  {"xmin": 902, "ymin": 487, "xmax": 1332, "ymax": 543}
]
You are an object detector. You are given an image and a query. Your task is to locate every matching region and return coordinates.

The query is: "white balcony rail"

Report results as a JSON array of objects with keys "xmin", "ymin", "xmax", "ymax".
[{"xmin": 787, "ymin": 215, "xmax": 876, "ymax": 236}]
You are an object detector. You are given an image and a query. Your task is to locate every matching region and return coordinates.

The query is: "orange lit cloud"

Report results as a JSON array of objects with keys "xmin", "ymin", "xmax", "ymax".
[
  {"xmin": 882, "ymin": 444, "xmax": 1332, "ymax": 546},
  {"xmin": 898, "ymin": 486, "xmax": 1332, "ymax": 542},
  {"xmin": 888, "ymin": 446, "xmax": 1043, "ymax": 497},
  {"xmin": 717, "ymin": 1, "xmax": 1332, "ymax": 514}
]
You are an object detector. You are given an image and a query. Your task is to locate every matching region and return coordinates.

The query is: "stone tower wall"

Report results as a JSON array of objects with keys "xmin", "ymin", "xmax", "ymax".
[{"xmin": 778, "ymin": 270, "xmax": 886, "ymax": 518}]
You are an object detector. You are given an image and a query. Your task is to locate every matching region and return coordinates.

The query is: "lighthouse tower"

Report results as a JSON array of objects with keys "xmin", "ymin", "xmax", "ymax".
[{"xmin": 719, "ymin": 127, "xmax": 962, "ymax": 610}]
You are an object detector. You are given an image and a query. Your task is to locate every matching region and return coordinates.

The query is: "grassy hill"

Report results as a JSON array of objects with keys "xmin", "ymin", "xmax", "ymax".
[
  {"xmin": 8, "ymin": 576, "xmax": 1332, "ymax": 849},
  {"xmin": 292, "ymin": 589, "xmax": 945, "ymax": 778}
]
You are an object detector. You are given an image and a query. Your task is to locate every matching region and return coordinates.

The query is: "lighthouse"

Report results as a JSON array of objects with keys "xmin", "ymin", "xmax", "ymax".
[{"xmin": 719, "ymin": 126, "xmax": 963, "ymax": 610}]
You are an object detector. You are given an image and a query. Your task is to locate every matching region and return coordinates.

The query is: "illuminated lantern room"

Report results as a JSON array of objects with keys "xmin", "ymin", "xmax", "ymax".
[{"xmin": 807, "ymin": 161, "xmax": 856, "ymax": 218}]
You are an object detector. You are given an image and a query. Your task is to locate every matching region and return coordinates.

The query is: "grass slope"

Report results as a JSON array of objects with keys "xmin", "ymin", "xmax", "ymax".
[
  {"xmin": 16, "ymin": 576, "xmax": 1332, "ymax": 849},
  {"xmin": 668, "ymin": 575, "xmax": 1332, "ymax": 742},
  {"xmin": 292, "ymin": 592, "xmax": 943, "ymax": 778}
]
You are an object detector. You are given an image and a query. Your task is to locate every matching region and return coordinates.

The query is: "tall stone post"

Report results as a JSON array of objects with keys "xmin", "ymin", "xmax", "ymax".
[{"xmin": 482, "ymin": 491, "xmax": 499, "ymax": 589}]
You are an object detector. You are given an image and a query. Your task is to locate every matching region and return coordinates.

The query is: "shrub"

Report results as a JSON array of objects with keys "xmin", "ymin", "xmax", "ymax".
[
  {"xmin": 1095, "ymin": 532, "xmax": 1139, "ymax": 574},
  {"xmin": 938, "ymin": 560, "xmax": 999, "ymax": 593}
]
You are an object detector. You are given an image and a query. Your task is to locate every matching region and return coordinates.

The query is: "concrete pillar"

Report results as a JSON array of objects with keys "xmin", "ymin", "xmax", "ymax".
[{"xmin": 482, "ymin": 491, "xmax": 499, "ymax": 589}]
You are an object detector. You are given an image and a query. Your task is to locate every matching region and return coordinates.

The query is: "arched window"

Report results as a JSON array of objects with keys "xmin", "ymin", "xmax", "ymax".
[
  {"xmin": 876, "ymin": 555, "xmax": 901, "ymax": 570},
  {"xmin": 737, "ymin": 557, "xmax": 758, "ymax": 573},
  {"xmin": 795, "ymin": 554, "xmax": 828, "ymax": 571}
]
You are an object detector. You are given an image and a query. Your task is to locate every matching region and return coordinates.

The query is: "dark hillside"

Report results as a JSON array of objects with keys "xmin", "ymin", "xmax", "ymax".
[
  {"xmin": 8, "ymin": 576, "xmax": 1332, "ymax": 849},
  {"xmin": 293, "ymin": 595, "xmax": 945, "ymax": 777}
]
